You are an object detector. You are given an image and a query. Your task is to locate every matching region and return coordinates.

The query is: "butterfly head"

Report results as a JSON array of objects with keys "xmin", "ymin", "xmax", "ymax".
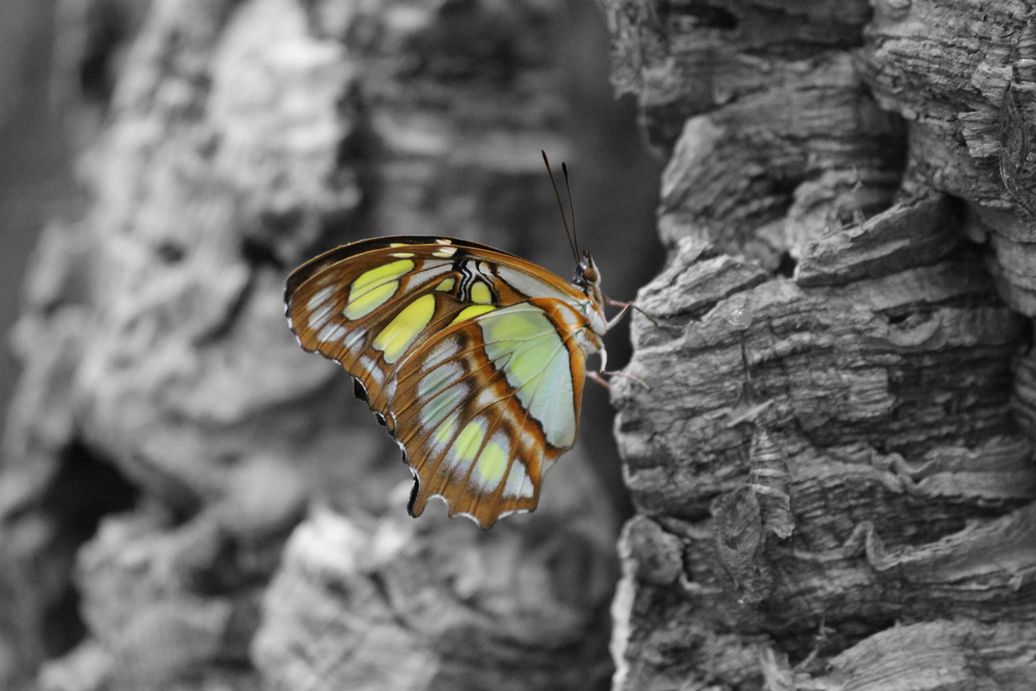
[
  {"xmin": 574, "ymin": 249, "xmax": 601, "ymax": 294},
  {"xmin": 574, "ymin": 250, "xmax": 607, "ymax": 333}
]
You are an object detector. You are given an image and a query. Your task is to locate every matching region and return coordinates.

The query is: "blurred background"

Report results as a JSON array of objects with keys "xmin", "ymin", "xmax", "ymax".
[
  {"xmin": 0, "ymin": 0, "xmax": 661, "ymax": 688},
  {"xmin": 0, "ymin": 0, "xmax": 72, "ymax": 424}
]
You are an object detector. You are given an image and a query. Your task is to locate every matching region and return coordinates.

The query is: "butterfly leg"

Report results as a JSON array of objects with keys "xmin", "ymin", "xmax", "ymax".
[
  {"xmin": 588, "ymin": 370, "xmax": 611, "ymax": 391},
  {"xmin": 605, "ymin": 296, "xmax": 681, "ymax": 333},
  {"xmin": 588, "ymin": 368, "xmax": 650, "ymax": 390},
  {"xmin": 587, "ymin": 329, "xmax": 650, "ymax": 390},
  {"xmin": 605, "ymin": 299, "xmax": 632, "ymax": 331}
]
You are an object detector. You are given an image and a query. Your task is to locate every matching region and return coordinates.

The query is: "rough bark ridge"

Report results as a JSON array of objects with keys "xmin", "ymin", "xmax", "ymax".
[
  {"xmin": 604, "ymin": 0, "xmax": 1036, "ymax": 689},
  {"xmin": 0, "ymin": 0, "xmax": 643, "ymax": 688}
]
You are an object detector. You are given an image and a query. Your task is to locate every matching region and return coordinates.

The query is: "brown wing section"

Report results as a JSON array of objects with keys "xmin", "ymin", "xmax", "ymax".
[
  {"xmin": 284, "ymin": 236, "xmax": 591, "ymax": 527},
  {"xmin": 387, "ymin": 300, "xmax": 588, "ymax": 528},
  {"xmin": 284, "ymin": 236, "xmax": 584, "ymax": 414},
  {"xmin": 285, "ymin": 236, "xmax": 584, "ymax": 310}
]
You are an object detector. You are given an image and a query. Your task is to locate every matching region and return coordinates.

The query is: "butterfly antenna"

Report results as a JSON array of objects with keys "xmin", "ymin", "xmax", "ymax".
[
  {"xmin": 542, "ymin": 150, "xmax": 579, "ymax": 263},
  {"xmin": 561, "ymin": 161, "xmax": 580, "ymax": 257}
]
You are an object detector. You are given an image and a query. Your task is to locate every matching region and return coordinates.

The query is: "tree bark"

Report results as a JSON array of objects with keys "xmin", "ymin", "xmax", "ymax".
[
  {"xmin": 604, "ymin": 0, "xmax": 1036, "ymax": 689},
  {"xmin": 0, "ymin": 0, "xmax": 656, "ymax": 689},
  {"xmin": 11, "ymin": 0, "xmax": 1033, "ymax": 689}
]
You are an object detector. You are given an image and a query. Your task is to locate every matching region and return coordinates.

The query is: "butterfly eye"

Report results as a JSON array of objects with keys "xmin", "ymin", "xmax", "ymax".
[{"xmin": 575, "ymin": 262, "xmax": 598, "ymax": 290}]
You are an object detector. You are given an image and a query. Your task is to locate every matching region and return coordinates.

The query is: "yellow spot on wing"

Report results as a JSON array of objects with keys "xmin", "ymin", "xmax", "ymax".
[
  {"xmin": 474, "ymin": 439, "xmax": 508, "ymax": 488},
  {"xmin": 471, "ymin": 281, "xmax": 493, "ymax": 304},
  {"xmin": 435, "ymin": 278, "xmax": 455, "ymax": 292},
  {"xmin": 451, "ymin": 304, "xmax": 496, "ymax": 325},
  {"xmin": 352, "ymin": 259, "xmax": 414, "ymax": 294},
  {"xmin": 433, "ymin": 413, "xmax": 458, "ymax": 448},
  {"xmin": 346, "ymin": 282, "xmax": 397, "ymax": 319},
  {"xmin": 373, "ymin": 294, "xmax": 436, "ymax": 363},
  {"xmin": 454, "ymin": 421, "xmax": 486, "ymax": 463},
  {"xmin": 346, "ymin": 259, "xmax": 414, "ymax": 319}
]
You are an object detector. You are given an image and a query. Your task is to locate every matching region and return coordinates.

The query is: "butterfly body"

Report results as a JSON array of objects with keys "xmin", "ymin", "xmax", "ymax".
[{"xmin": 284, "ymin": 236, "xmax": 608, "ymax": 528}]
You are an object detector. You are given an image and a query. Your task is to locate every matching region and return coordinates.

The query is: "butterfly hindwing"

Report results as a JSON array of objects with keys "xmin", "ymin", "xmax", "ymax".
[
  {"xmin": 284, "ymin": 237, "xmax": 594, "ymax": 527},
  {"xmin": 389, "ymin": 300, "xmax": 587, "ymax": 526}
]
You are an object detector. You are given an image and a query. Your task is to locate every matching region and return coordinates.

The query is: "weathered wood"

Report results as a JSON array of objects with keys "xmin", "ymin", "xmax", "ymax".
[
  {"xmin": 603, "ymin": 0, "xmax": 1036, "ymax": 688},
  {"xmin": 855, "ymin": 0, "xmax": 1036, "ymax": 317},
  {"xmin": 612, "ymin": 214, "xmax": 1035, "ymax": 690}
]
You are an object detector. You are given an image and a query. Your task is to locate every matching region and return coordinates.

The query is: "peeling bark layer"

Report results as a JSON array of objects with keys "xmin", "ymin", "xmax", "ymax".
[
  {"xmin": 604, "ymin": 0, "xmax": 1036, "ymax": 688},
  {"xmin": 856, "ymin": 0, "xmax": 1036, "ymax": 316}
]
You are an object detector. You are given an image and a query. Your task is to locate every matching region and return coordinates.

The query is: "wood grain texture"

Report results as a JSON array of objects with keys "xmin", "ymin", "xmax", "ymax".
[
  {"xmin": 603, "ymin": 0, "xmax": 1036, "ymax": 688},
  {"xmin": 856, "ymin": 0, "xmax": 1036, "ymax": 316}
]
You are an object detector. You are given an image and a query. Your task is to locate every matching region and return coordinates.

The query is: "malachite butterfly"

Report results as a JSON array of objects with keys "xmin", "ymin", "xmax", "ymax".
[{"xmin": 284, "ymin": 158, "xmax": 618, "ymax": 528}]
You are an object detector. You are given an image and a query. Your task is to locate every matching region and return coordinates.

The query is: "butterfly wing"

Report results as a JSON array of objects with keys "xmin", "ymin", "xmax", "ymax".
[
  {"xmin": 287, "ymin": 238, "xmax": 466, "ymax": 408},
  {"xmin": 284, "ymin": 236, "xmax": 593, "ymax": 527},
  {"xmin": 390, "ymin": 299, "xmax": 587, "ymax": 527}
]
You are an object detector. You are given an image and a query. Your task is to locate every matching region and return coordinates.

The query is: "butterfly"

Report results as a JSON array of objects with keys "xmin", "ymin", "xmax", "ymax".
[{"xmin": 283, "ymin": 155, "xmax": 628, "ymax": 528}]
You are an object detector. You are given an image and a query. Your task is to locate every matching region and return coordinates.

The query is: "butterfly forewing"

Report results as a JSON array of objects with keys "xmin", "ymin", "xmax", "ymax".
[
  {"xmin": 289, "ymin": 255, "xmax": 459, "ymax": 410},
  {"xmin": 284, "ymin": 236, "xmax": 596, "ymax": 527}
]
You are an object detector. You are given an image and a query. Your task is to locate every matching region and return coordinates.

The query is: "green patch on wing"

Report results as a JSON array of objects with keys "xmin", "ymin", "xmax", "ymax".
[{"xmin": 479, "ymin": 307, "xmax": 576, "ymax": 448}]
